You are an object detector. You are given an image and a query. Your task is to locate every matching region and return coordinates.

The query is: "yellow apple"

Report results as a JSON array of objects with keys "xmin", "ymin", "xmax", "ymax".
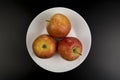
[{"xmin": 32, "ymin": 34, "xmax": 56, "ymax": 58}]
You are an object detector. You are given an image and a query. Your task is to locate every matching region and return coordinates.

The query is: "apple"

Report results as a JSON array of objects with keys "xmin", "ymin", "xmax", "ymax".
[
  {"xmin": 58, "ymin": 37, "xmax": 82, "ymax": 61},
  {"xmin": 32, "ymin": 34, "xmax": 56, "ymax": 58},
  {"xmin": 47, "ymin": 13, "xmax": 71, "ymax": 38}
]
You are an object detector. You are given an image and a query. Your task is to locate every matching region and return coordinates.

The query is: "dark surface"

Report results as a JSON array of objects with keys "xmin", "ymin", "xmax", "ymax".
[{"xmin": 0, "ymin": 0, "xmax": 120, "ymax": 80}]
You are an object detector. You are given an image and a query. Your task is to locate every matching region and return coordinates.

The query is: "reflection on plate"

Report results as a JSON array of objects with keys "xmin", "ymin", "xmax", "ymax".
[{"xmin": 26, "ymin": 7, "xmax": 91, "ymax": 73}]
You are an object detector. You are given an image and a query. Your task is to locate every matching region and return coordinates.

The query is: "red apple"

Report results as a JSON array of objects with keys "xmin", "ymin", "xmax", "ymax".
[
  {"xmin": 58, "ymin": 37, "xmax": 82, "ymax": 61},
  {"xmin": 47, "ymin": 13, "xmax": 71, "ymax": 38},
  {"xmin": 32, "ymin": 34, "xmax": 56, "ymax": 58}
]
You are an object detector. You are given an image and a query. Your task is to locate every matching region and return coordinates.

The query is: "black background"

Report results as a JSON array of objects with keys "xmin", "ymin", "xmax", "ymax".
[{"xmin": 0, "ymin": 0, "xmax": 120, "ymax": 80}]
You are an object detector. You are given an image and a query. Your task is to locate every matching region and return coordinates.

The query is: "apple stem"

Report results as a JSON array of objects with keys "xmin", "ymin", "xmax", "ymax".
[{"xmin": 46, "ymin": 20, "xmax": 50, "ymax": 22}]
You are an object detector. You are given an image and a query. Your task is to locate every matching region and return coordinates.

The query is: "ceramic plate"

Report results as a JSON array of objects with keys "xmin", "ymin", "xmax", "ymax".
[{"xmin": 26, "ymin": 7, "xmax": 91, "ymax": 73}]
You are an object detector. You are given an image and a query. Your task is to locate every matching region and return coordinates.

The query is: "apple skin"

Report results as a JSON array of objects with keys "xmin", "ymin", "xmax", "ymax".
[
  {"xmin": 32, "ymin": 34, "xmax": 56, "ymax": 58},
  {"xmin": 47, "ymin": 13, "xmax": 71, "ymax": 38},
  {"xmin": 58, "ymin": 37, "xmax": 82, "ymax": 61}
]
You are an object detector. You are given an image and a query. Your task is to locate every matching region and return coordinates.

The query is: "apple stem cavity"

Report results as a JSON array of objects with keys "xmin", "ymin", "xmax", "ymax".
[
  {"xmin": 73, "ymin": 48, "xmax": 78, "ymax": 54},
  {"xmin": 73, "ymin": 47, "xmax": 81, "ymax": 55},
  {"xmin": 42, "ymin": 44, "xmax": 47, "ymax": 48}
]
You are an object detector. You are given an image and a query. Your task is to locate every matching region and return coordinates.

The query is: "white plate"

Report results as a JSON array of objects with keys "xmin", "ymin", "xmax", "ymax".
[{"xmin": 26, "ymin": 7, "xmax": 91, "ymax": 73}]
